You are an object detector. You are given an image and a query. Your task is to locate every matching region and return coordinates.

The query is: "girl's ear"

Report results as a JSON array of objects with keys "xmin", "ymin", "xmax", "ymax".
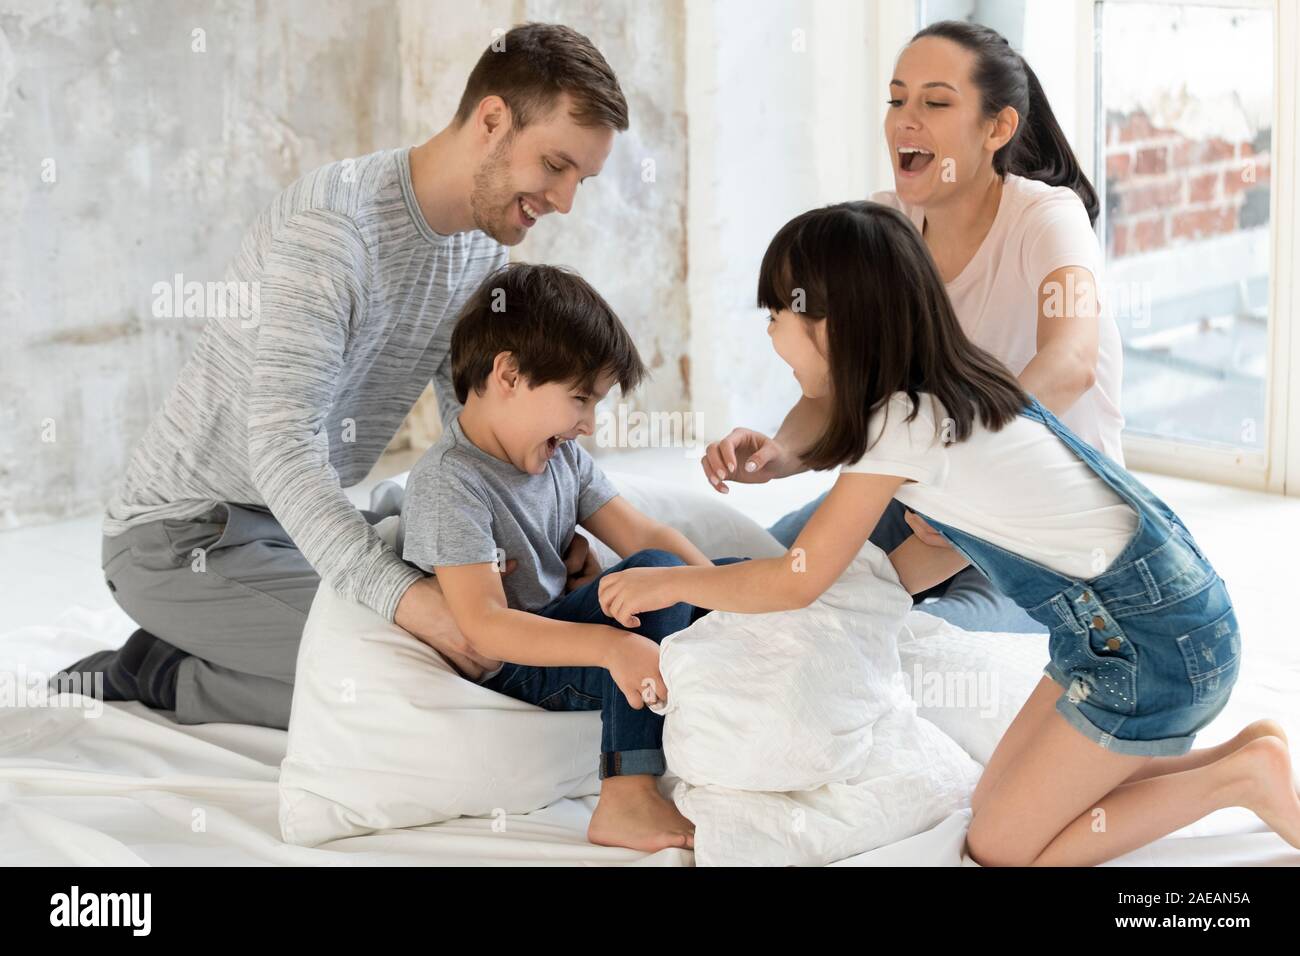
[{"xmin": 986, "ymin": 104, "xmax": 1019, "ymax": 154}]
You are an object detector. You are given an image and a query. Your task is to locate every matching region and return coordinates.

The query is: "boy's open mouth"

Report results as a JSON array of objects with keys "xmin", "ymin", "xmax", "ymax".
[{"xmin": 898, "ymin": 146, "xmax": 935, "ymax": 174}]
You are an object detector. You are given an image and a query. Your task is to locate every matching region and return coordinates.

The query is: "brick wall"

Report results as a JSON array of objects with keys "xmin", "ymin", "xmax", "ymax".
[{"xmin": 1104, "ymin": 109, "xmax": 1271, "ymax": 259}]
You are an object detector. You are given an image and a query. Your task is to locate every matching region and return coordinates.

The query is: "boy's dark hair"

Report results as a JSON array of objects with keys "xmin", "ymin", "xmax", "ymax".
[
  {"xmin": 451, "ymin": 262, "xmax": 646, "ymax": 404},
  {"xmin": 757, "ymin": 201, "xmax": 1029, "ymax": 472},
  {"xmin": 454, "ymin": 22, "xmax": 629, "ymax": 132}
]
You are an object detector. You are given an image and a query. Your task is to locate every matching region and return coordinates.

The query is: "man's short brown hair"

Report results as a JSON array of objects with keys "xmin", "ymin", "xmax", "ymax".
[
  {"xmin": 454, "ymin": 22, "xmax": 629, "ymax": 132},
  {"xmin": 451, "ymin": 262, "xmax": 646, "ymax": 405}
]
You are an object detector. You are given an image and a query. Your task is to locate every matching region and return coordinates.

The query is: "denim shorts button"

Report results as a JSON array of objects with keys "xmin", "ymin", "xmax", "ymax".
[
  {"xmin": 1091, "ymin": 615, "xmax": 1105, "ymax": 630},
  {"xmin": 1106, "ymin": 637, "xmax": 1122, "ymax": 650},
  {"xmin": 1079, "ymin": 590, "xmax": 1091, "ymax": 602}
]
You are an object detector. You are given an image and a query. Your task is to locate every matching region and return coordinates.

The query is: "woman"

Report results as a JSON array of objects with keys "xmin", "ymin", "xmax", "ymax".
[{"xmin": 706, "ymin": 20, "xmax": 1123, "ymax": 634}]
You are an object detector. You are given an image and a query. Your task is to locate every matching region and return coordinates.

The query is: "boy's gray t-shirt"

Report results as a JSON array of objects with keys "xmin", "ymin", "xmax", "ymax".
[{"xmin": 398, "ymin": 415, "xmax": 620, "ymax": 617}]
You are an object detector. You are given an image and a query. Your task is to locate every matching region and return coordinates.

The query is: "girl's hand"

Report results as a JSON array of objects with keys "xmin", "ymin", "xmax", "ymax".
[
  {"xmin": 602, "ymin": 630, "xmax": 668, "ymax": 709},
  {"xmin": 904, "ymin": 510, "xmax": 953, "ymax": 549},
  {"xmin": 598, "ymin": 566, "xmax": 675, "ymax": 629},
  {"xmin": 701, "ymin": 428, "xmax": 789, "ymax": 493}
]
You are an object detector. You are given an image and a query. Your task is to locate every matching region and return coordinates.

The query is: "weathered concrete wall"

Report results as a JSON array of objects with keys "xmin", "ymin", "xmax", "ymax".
[
  {"xmin": 2, "ymin": 0, "xmax": 875, "ymax": 527},
  {"xmin": 0, "ymin": 0, "xmax": 400, "ymax": 527}
]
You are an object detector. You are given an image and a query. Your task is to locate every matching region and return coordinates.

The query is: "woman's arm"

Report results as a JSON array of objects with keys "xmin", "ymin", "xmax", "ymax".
[
  {"xmin": 598, "ymin": 472, "xmax": 906, "ymax": 621},
  {"xmin": 702, "ymin": 395, "xmax": 832, "ymax": 493},
  {"xmin": 769, "ymin": 395, "xmax": 832, "ymax": 476},
  {"xmin": 1018, "ymin": 265, "xmax": 1100, "ymax": 416}
]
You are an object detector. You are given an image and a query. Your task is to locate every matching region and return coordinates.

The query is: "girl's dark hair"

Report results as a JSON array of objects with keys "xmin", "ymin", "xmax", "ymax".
[
  {"xmin": 757, "ymin": 201, "xmax": 1029, "ymax": 471},
  {"xmin": 913, "ymin": 20, "xmax": 1099, "ymax": 225},
  {"xmin": 451, "ymin": 262, "xmax": 646, "ymax": 403}
]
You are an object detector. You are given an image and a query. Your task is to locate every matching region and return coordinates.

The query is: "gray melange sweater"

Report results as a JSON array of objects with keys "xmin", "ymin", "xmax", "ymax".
[{"xmin": 104, "ymin": 146, "xmax": 508, "ymax": 622}]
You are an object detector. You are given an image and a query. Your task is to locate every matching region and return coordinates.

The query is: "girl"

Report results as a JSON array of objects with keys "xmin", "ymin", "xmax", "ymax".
[
  {"xmin": 726, "ymin": 20, "xmax": 1121, "ymax": 637},
  {"xmin": 597, "ymin": 201, "xmax": 1299, "ymax": 867}
]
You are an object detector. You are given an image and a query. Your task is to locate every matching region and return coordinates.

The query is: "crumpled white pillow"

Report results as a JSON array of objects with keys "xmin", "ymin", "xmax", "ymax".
[
  {"xmin": 278, "ymin": 470, "xmax": 786, "ymax": 847},
  {"xmin": 654, "ymin": 543, "xmax": 983, "ymax": 866},
  {"xmin": 897, "ymin": 610, "xmax": 1050, "ymax": 766}
]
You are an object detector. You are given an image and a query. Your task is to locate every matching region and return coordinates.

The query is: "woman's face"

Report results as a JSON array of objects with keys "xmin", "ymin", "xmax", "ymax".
[
  {"xmin": 766, "ymin": 308, "xmax": 830, "ymax": 399},
  {"xmin": 885, "ymin": 36, "xmax": 1003, "ymax": 207}
]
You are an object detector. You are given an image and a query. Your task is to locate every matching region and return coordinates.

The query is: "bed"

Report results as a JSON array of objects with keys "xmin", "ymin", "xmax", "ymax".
[{"xmin": 2, "ymin": 470, "xmax": 1297, "ymax": 867}]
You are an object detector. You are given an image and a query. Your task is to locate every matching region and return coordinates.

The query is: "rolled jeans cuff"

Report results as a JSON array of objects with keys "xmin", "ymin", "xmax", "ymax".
[{"xmin": 599, "ymin": 748, "xmax": 666, "ymax": 779}]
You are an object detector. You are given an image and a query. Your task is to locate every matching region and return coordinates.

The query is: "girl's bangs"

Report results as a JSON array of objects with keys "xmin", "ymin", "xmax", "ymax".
[{"xmin": 756, "ymin": 230, "xmax": 800, "ymax": 314}]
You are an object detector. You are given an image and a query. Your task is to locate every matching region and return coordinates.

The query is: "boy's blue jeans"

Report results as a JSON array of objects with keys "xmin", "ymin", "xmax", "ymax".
[{"xmin": 479, "ymin": 549, "xmax": 746, "ymax": 779}]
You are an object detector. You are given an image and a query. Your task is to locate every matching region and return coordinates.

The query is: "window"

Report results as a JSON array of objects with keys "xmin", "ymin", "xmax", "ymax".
[{"xmin": 1098, "ymin": 2, "xmax": 1273, "ymax": 453}]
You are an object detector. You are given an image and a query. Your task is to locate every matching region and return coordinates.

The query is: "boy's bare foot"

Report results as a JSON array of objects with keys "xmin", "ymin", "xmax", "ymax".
[
  {"xmin": 1234, "ymin": 736, "xmax": 1300, "ymax": 851},
  {"xmin": 588, "ymin": 774, "xmax": 696, "ymax": 852}
]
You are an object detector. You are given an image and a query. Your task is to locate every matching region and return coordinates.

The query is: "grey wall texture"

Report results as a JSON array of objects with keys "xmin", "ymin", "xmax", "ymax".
[{"xmin": 0, "ymin": 0, "xmax": 402, "ymax": 527}]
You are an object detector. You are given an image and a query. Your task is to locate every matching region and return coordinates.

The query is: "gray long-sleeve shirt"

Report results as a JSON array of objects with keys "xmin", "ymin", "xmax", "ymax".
[{"xmin": 104, "ymin": 146, "xmax": 508, "ymax": 622}]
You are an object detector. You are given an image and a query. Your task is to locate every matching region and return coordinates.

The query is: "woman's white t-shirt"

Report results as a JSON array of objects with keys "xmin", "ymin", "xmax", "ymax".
[
  {"xmin": 871, "ymin": 174, "xmax": 1126, "ymax": 465},
  {"xmin": 841, "ymin": 392, "xmax": 1138, "ymax": 580}
]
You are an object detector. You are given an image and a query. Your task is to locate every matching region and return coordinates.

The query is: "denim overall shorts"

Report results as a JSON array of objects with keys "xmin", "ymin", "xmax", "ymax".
[{"xmin": 911, "ymin": 396, "xmax": 1241, "ymax": 757}]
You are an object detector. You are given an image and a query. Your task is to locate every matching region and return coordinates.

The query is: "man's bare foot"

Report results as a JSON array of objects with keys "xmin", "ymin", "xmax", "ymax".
[
  {"xmin": 1234, "ymin": 736, "xmax": 1300, "ymax": 851},
  {"xmin": 587, "ymin": 774, "xmax": 696, "ymax": 852}
]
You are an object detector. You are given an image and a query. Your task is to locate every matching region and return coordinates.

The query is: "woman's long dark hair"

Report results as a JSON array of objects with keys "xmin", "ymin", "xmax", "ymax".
[
  {"xmin": 757, "ymin": 201, "xmax": 1029, "ymax": 472},
  {"xmin": 914, "ymin": 20, "xmax": 1099, "ymax": 226}
]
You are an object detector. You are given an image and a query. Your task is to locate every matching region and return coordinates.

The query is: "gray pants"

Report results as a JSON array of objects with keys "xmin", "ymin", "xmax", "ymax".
[{"xmin": 101, "ymin": 502, "xmax": 387, "ymax": 729}]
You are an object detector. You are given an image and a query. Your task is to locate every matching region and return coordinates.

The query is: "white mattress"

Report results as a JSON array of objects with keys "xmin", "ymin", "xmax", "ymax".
[{"xmin": 3, "ymin": 599, "xmax": 1296, "ymax": 866}]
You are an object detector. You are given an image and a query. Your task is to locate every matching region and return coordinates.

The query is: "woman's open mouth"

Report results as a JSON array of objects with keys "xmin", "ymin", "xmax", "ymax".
[{"xmin": 898, "ymin": 146, "xmax": 936, "ymax": 175}]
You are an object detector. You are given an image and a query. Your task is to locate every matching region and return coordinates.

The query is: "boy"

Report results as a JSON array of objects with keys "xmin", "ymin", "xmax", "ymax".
[{"xmin": 398, "ymin": 262, "xmax": 742, "ymax": 853}]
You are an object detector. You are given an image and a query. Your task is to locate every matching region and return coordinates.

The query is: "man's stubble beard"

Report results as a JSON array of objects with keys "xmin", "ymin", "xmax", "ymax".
[{"xmin": 469, "ymin": 132, "xmax": 516, "ymax": 244}]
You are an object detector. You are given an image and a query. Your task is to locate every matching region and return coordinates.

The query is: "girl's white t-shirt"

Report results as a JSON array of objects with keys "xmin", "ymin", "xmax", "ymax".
[
  {"xmin": 841, "ymin": 392, "xmax": 1138, "ymax": 580},
  {"xmin": 871, "ymin": 175, "xmax": 1126, "ymax": 465}
]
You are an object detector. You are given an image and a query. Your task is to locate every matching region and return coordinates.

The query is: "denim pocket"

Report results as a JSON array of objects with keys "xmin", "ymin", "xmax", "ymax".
[
  {"xmin": 1176, "ymin": 606, "xmax": 1241, "ymax": 706},
  {"xmin": 537, "ymin": 684, "xmax": 602, "ymax": 712}
]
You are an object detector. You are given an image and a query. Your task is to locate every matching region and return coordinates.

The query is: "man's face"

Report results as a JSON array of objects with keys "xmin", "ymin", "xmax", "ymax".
[{"xmin": 470, "ymin": 94, "xmax": 616, "ymax": 245}]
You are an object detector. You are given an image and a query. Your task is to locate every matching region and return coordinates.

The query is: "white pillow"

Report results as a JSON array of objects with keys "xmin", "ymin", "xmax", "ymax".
[
  {"xmin": 897, "ymin": 610, "xmax": 1050, "ymax": 765},
  {"xmin": 655, "ymin": 543, "xmax": 982, "ymax": 866},
  {"xmin": 278, "ymin": 516, "xmax": 602, "ymax": 846},
  {"xmin": 588, "ymin": 470, "xmax": 788, "ymax": 566},
  {"xmin": 280, "ymin": 471, "xmax": 788, "ymax": 846},
  {"xmin": 656, "ymin": 543, "xmax": 915, "ymax": 791}
]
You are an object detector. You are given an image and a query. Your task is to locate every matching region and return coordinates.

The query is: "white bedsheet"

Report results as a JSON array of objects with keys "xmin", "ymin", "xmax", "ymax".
[{"xmin": 3, "ymin": 603, "xmax": 1296, "ymax": 866}]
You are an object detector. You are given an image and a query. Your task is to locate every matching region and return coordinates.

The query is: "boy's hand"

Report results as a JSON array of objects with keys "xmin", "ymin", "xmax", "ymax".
[
  {"xmin": 602, "ymin": 630, "xmax": 668, "ymax": 709},
  {"xmin": 563, "ymin": 532, "xmax": 601, "ymax": 592},
  {"xmin": 598, "ymin": 566, "xmax": 674, "ymax": 629}
]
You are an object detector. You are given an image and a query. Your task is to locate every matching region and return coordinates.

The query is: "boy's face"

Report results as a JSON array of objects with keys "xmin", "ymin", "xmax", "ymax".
[
  {"xmin": 500, "ymin": 366, "xmax": 619, "ymax": 475},
  {"xmin": 470, "ymin": 93, "xmax": 616, "ymax": 246}
]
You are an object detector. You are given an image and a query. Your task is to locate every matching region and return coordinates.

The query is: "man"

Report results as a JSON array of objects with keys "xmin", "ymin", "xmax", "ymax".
[{"xmin": 55, "ymin": 22, "xmax": 629, "ymax": 729}]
